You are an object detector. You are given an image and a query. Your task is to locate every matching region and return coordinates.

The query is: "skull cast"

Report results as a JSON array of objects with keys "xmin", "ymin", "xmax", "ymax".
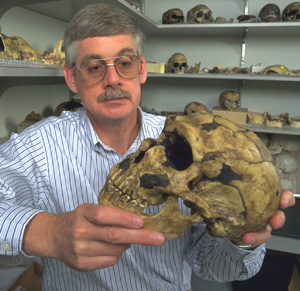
[
  {"xmin": 219, "ymin": 90, "xmax": 240, "ymax": 111},
  {"xmin": 259, "ymin": 3, "xmax": 281, "ymax": 22},
  {"xmin": 282, "ymin": 2, "xmax": 300, "ymax": 21},
  {"xmin": 187, "ymin": 5, "xmax": 214, "ymax": 24},
  {"xmin": 162, "ymin": 8, "xmax": 184, "ymax": 24},
  {"xmin": 99, "ymin": 112, "xmax": 281, "ymax": 240},
  {"xmin": 184, "ymin": 102, "xmax": 209, "ymax": 115},
  {"xmin": 167, "ymin": 53, "xmax": 188, "ymax": 74}
]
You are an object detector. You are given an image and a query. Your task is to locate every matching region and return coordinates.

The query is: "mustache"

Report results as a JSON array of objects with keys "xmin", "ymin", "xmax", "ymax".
[{"xmin": 97, "ymin": 88, "xmax": 132, "ymax": 102}]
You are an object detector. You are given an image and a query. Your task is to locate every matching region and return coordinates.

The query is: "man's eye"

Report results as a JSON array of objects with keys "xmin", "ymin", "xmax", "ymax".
[{"xmin": 87, "ymin": 63, "xmax": 104, "ymax": 73}]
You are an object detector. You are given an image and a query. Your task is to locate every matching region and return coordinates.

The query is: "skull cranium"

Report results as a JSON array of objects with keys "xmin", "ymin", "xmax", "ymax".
[
  {"xmin": 162, "ymin": 8, "xmax": 184, "ymax": 24},
  {"xmin": 259, "ymin": 4, "xmax": 281, "ymax": 22},
  {"xmin": 167, "ymin": 53, "xmax": 188, "ymax": 74},
  {"xmin": 219, "ymin": 91, "xmax": 240, "ymax": 111},
  {"xmin": 282, "ymin": 2, "xmax": 300, "ymax": 22},
  {"xmin": 99, "ymin": 113, "xmax": 281, "ymax": 240},
  {"xmin": 187, "ymin": 5, "xmax": 214, "ymax": 24}
]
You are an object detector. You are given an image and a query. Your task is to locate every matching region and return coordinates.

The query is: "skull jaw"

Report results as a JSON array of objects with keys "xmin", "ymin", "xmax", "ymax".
[{"xmin": 142, "ymin": 195, "xmax": 203, "ymax": 240}]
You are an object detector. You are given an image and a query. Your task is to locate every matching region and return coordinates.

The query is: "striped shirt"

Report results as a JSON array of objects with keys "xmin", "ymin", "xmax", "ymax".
[{"xmin": 0, "ymin": 108, "xmax": 265, "ymax": 290}]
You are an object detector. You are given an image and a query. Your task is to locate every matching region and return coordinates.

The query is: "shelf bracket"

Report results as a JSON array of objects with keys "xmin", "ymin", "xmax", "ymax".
[
  {"xmin": 244, "ymin": 0, "xmax": 249, "ymax": 15},
  {"xmin": 240, "ymin": 28, "xmax": 248, "ymax": 68}
]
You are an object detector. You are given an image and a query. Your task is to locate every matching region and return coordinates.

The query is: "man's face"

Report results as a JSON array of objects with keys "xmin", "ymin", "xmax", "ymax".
[{"xmin": 64, "ymin": 34, "xmax": 147, "ymax": 125}]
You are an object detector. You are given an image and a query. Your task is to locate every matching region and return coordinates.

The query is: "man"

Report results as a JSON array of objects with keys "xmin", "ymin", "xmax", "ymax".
[{"xmin": 0, "ymin": 3, "xmax": 295, "ymax": 290}]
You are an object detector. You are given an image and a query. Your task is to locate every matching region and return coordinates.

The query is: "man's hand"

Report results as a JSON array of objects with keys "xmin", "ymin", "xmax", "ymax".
[
  {"xmin": 22, "ymin": 204, "xmax": 165, "ymax": 271},
  {"xmin": 236, "ymin": 190, "xmax": 296, "ymax": 246}
]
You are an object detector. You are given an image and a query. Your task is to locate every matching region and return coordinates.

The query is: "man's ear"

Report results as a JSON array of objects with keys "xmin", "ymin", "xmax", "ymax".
[
  {"xmin": 63, "ymin": 64, "xmax": 79, "ymax": 94},
  {"xmin": 139, "ymin": 55, "xmax": 148, "ymax": 84}
]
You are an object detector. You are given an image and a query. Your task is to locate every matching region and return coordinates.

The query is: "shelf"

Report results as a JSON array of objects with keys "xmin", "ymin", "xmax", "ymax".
[
  {"xmin": 248, "ymin": 124, "xmax": 300, "ymax": 136},
  {"xmin": 22, "ymin": 0, "xmax": 300, "ymax": 37},
  {"xmin": 148, "ymin": 73, "xmax": 300, "ymax": 83},
  {"xmin": 0, "ymin": 66, "xmax": 63, "ymax": 77}
]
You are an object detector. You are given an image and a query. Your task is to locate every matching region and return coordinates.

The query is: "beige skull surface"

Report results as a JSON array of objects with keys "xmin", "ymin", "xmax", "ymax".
[
  {"xmin": 162, "ymin": 8, "xmax": 185, "ymax": 24},
  {"xmin": 167, "ymin": 53, "xmax": 188, "ymax": 74},
  {"xmin": 99, "ymin": 113, "xmax": 281, "ymax": 240},
  {"xmin": 262, "ymin": 65, "xmax": 290, "ymax": 75},
  {"xmin": 282, "ymin": 2, "xmax": 300, "ymax": 21},
  {"xmin": 184, "ymin": 102, "xmax": 209, "ymax": 115},
  {"xmin": 219, "ymin": 91, "xmax": 240, "ymax": 111},
  {"xmin": 187, "ymin": 5, "xmax": 214, "ymax": 23}
]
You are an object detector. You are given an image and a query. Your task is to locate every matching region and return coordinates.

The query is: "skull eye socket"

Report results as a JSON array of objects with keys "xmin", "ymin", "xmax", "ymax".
[
  {"xmin": 288, "ymin": 9, "xmax": 300, "ymax": 17},
  {"xmin": 196, "ymin": 11, "xmax": 203, "ymax": 18},
  {"xmin": 164, "ymin": 134, "xmax": 193, "ymax": 171}
]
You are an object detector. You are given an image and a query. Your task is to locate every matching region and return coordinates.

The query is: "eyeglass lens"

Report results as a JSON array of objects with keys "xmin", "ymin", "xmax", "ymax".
[{"xmin": 79, "ymin": 55, "xmax": 142, "ymax": 85}]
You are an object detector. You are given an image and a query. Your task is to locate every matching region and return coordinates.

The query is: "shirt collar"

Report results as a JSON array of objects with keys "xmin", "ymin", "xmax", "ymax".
[{"xmin": 82, "ymin": 107, "xmax": 145, "ymax": 157}]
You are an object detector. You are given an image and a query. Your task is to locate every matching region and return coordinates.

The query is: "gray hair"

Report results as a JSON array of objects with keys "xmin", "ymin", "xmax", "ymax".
[{"xmin": 63, "ymin": 3, "xmax": 145, "ymax": 67}]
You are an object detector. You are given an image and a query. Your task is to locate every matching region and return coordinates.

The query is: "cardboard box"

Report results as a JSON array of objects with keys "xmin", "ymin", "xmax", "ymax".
[
  {"xmin": 212, "ymin": 107, "xmax": 248, "ymax": 125},
  {"xmin": 146, "ymin": 62, "xmax": 165, "ymax": 74}
]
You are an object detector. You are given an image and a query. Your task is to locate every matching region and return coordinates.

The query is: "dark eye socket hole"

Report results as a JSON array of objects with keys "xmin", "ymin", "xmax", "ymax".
[
  {"xmin": 196, "ymin": 11, "xmax": 203, "ymax": 18},
  {"xmin": 165, "ymin": 134, "xmax": 193, "ymax": 171},
  {"xmin": 182, "ymin": 62, "xmax": 187, "ymax": 68},
  {"xmin": 134, "ymin": 151, "xmax": 146, "ymax": 163},
  {"xmin": 173, "ymin": 63, "xmax": 179, "ymax": 68},
  {"xmin": 288, "ymin": 9, "xmax": 298, "ymax": 17}
]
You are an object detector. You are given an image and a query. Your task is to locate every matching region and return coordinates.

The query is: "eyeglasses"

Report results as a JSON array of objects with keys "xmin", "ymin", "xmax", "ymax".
[{"xmin": 77, "ymin": 55, "xmax": 143, "ymax": 86}]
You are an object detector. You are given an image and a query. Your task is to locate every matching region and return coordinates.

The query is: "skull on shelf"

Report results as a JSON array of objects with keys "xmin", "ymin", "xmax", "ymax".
[
  {"xmin": 267, "ymin": 134, "xmax": 300, "ymax": 155},
  {"xmin": 187, "ymin": 5, "xmax": 214, "ymax": 24},
  {"xmin": 262, "ymin": 65, "xmax": 290, "ymax": 75},
  {"xmin": 162, "ymin": 8, "xmax": 184, "ymax": 24},
  {"xmin": 184, "ymin": 102, "xmax": 209, "ymax": 115},
  {"xmin": 259, "ymin": 4, "xmax": 281, "ymax": 22},
  {"xmin": 219, "ymin": 91, "xmax": 240, "ymax": 111},
  {"xmin": 275, "ymin": 153, "xmax": 298, "ymax": 174},
  {"xmin": 167, "ymin": 53, "xmax": 188, "ymax": 74},
  {"xmin": 99, "ymin": 112, "xmax": 281, "ymax": 240},
  {"xmin": 282, "ymin": 2, "xmax": 300, "ymax": 21}
]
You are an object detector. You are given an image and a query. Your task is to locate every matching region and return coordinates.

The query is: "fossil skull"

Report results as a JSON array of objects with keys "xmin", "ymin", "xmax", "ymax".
[
  {"xmin": 187, "ymin": 5, "xmax": 214, "ymax": 23},
  {"xmin": 267, "ymin": 134, "xmax": 300, "ymax": 155},
  {"xmin": 259, "ymin": 4, "xmax": 281, "ymax": 22},
  {"xmin": 262, "ymin": 65, "xmax": 290, "ymax": 75},
  {"xmin": 275, "ymin": 153, "xmax": 298, "ymax": 174},
  {"xmin": 99, "ymin": 112, "xmax": 281, "ymax": 240},
  {"xmin": 167, "ymin": 53, "xmax": 188, "ymax": 74},
  {"xmin": 282, "ymin": 2, "xmax": 300, "ymax": 21},
  {"xmin": 219, "ymin": 91, "xmax": 240, "ymax": 111},
  {"xmin": 184, "ymin": 102, "xmax": 209, "ymax": 115},
  {"xmin": 162, "ymin": 8, "xmax": 184, "ymax": 24}
]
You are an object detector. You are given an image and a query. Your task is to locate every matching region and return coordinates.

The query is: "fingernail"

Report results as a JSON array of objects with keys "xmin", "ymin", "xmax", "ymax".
[
  {"xmin": 133, "ymin": 217, "xmax": 143, "ymax": 228},
  {"xmin": 154, "ymin": 233, "xmax": 165, "ymax": 245}
]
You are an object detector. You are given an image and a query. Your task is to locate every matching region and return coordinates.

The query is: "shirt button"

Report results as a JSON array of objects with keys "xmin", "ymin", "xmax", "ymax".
[{"xmin": 2, "ymin": 243, "xmax": 10, "ymax": 252}]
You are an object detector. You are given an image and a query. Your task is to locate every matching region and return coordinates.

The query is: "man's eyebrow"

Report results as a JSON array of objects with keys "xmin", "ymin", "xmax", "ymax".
[
  {"xmin": 80, "ymin": 48, "xmax": 137, "ymax": 63},
  {"xmin": 81, "ymin": 54, "xmax": 102, "ymax": 63},
  {"xmin": 118, "ymin": 47, "xmax": 136, "ymax": 55}
]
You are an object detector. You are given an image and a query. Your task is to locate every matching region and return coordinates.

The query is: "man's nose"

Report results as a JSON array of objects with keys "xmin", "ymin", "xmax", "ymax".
[{"xmin": 104, "ymin": 64, "xmax": 121, "ymax": 87}]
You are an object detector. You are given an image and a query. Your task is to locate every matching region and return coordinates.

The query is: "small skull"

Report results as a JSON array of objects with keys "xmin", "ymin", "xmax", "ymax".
[
  {"xmin": 267, "ymin": 134, "xmax": 300, "ymax": 155},
  {"xmin": 99, "ymin": 112, "xmax": 281, "ymax": 240},
  {"xmin": 275, "ymin": 153, "xmax": 298, "ymax": 174},
  {"xmin": 184, "ymin": 102, "xmax": 209, "ymax": 115},
  {"xmin": 219, "ymin": 91, "xmax": 240, "ymax": 111},
  {"xmin": 282, "ymin": 2, "xmax": 300, "ymax": 21},
  {"xmin": 259, "ymin": 4, "xmax": 281, "ymax": 22},
  {"xmin": 162, "ymin": 8, "xmax": 184, "ymax": 24},
  {"xmin": 262, "ymin": 65, "xmax": 290, "ymax": 75},
  {"xmin": 167, "ymin": 53, "xmax": 188, "ymax": 74},
  {"xmin": 187, "ymin": 5, "xmax": 214, "ymax": 23}
]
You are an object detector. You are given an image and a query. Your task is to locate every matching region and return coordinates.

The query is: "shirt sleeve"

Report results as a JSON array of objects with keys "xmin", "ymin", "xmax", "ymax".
[
  {"xmin": 0, "ymin": 130, "xmax": 48, "ymax": 256},
  {"xmin": 185, "ymin": 222, "xmax": 265, "ymax": 282}
]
